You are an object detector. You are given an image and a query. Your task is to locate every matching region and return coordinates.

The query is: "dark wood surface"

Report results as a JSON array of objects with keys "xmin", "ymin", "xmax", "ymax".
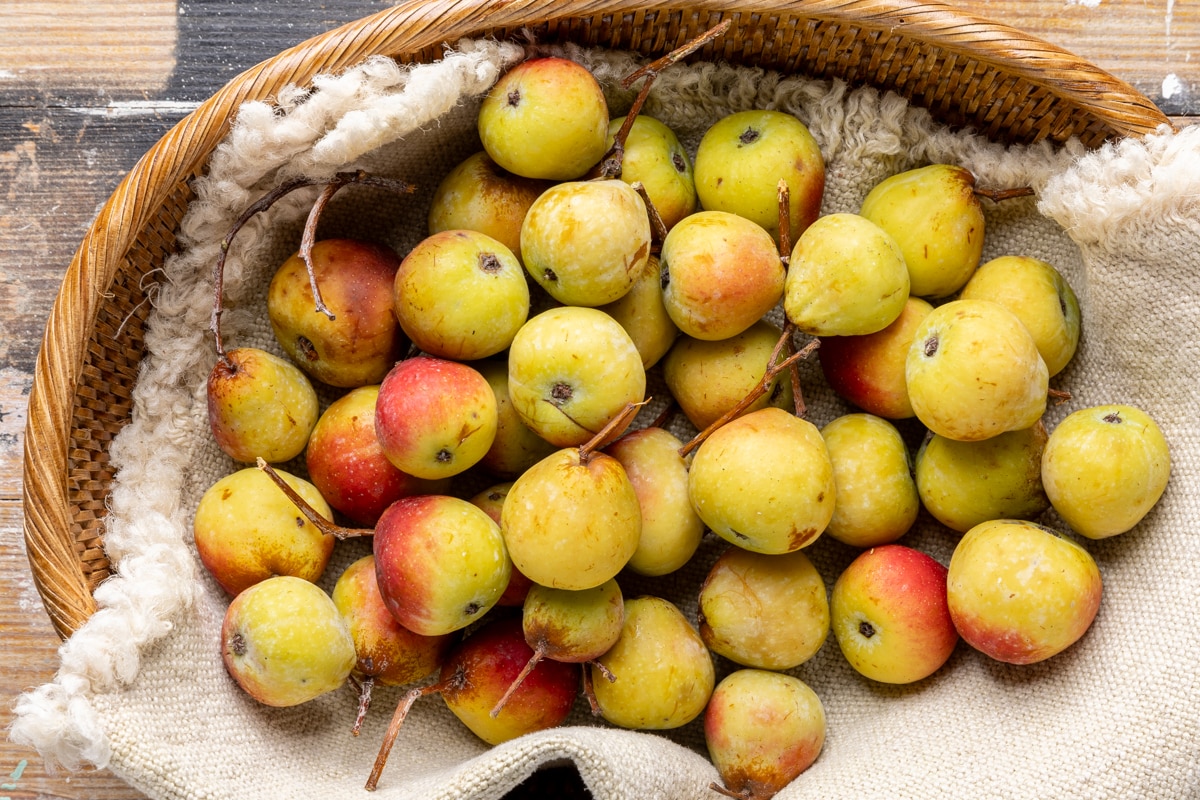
[{"xmin": 0, "ymin": 1, "xmax": 1196, "ymax": 798}]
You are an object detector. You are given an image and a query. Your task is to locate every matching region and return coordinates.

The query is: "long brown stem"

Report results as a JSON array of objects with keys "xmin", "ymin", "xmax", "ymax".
[
  {"xmin": 352, "ymin": 675, "xmax": 374, "ymax": 736},
  {"xmin": 975, "ymin": 185, "xmax": 1035, "ymax": 202},
  {"xmin": 631, "ymin": 181, "xmax": 669, "ymax": 246},
  {"xmin": 255, "ymin": 458, "xmax": 372, "ymax": 540},
  {"xmin": 365, "ymin": 681, "xmax": 445, "ymax": 791},
  {"xmin": 489, "ymin": 648, "xmax": 546, "ymax": 718},
  {"xmin": 777, "ymin": 178, "xmax": 793, "ymax": 264},
  {"xmin": 579, "ymin": 399, "xmax": 650, "ymax": 464},
  {"xmin": 1048, "ymin": 387, "xmax": 1072, "ymax": 405}
]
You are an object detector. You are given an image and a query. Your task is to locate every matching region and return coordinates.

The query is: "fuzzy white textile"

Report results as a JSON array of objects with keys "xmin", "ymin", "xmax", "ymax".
[{"xmin": 12, "ymin": 36, "xmax": 1200, "ymax": 800}]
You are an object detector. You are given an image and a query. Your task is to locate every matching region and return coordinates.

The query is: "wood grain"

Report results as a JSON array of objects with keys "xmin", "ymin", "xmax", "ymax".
[{"xmin": 1, "ymin": 1, "xmax": 1196, "ymax": 798}]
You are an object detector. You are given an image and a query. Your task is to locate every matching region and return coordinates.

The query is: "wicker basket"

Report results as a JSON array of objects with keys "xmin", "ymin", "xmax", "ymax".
[{"xmin": 23, "ymin": 0, "xmax": 1169, "ymax": 665}]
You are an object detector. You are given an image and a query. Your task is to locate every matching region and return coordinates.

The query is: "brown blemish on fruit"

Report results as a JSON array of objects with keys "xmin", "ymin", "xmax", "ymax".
[
  {"xmin": 672, "ymin": 152, "xmax": 687, "ymax": 173},
  {"xmin": 788, "ymin": 527, "xmax": 819, "ymax": 549},
  {"xmin": 739, "ymin": 127, "xmax": 760, "ymax": 145},
  {"xmin": 543, "ymin": 267, "xmax": 558, "ymax": 283},
  {"xmin": 551, "ymin": 382, "xmax": 573, "ymax": 405},
  {"xmin": 295, "ymin": 516, "xmax": 305, "ymax": 528},
  {"xmin": 859, "ymin": 620, "xmax": 877, "ymax": 639},
  {"xmin": 479, "ymin": 252, "xmax": 503, "ymax": 273},
  {"xmin": 506, "ymin": 89, "xmax": 521, "ymax": 107},
  {"xmin": 436, "ymin": 448, "xmax": 453, "ymax": 463},
  {"xmin": 1103, "ymin": 412, "xmax": 1123, "ymax": 424},
  {"xmin": 296, "ymin": 335, "xmax": 319, "ymax": 362},
  {"xmin": 229, "ymin": 632, "xmax": 247, "ymax": 657},
  {"xmin": 923, "ymin": 335, "xmax": 939, "ymax": 357}
]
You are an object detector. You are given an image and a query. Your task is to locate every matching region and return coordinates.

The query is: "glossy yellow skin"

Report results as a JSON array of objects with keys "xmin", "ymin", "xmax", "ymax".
[
  {"xmin": 947, "ymin": 519, "xmax": 1102, "ymax": 665},
  {"xmin": 859, "ymin": 163, "xmax": 984, "ymax": 299},
  {"xmin": 597, "ymin": 255, "xmax": 679, "ymax": 370},
  {"xmin": 785, "ymin": 213, "xmax": 910, "ymax": 337},
  {"xmin": 207, "ymin": 347, "xmax": 319, "ymax": 464},
  {"xmin": 222, "ymin": 576, "xmax": 356, "ymax": 708},
  {"xmin": 960, "ymin": 255, "xmax": 1081, "ymax": 377},
  {"xmin": 607, "ymin": 115, "xmax": 697, "ymax": 230},
  {"xmin": 821, "ymin": 413, "xmax": 919, "ymax": 547},
  {"xmin": 906, "ymin": 299, "xmax": 1049, "ymax": 441},
  {"xmin": 689, "ymin": 407, "xmax": 835, "ymax": 555},
  {"xmin": 591, "ymin": 596, "xmax": 715, "ymax": 730},
  {"xmin": 699, "ymin": 547, "xmax": 830, "ymax": 670},
  {"xmin": 477, "ymin": 57, "xmax": 609, "ymax": 181},
  {"xmin": 1041, "ymin": 405, "xmax": 1170, "ymax": 538},
  {"xmin": 474, "ymin": 359, "xmax": 557, "ymax": 480},
  {"xmin": 916, "ymin": 422, "xmax": 1050, "ymax": 533}
]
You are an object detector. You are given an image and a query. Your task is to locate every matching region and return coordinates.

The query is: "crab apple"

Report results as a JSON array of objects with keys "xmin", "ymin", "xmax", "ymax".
[
  {"xmin": 818, "ymin": 296, "xmax": 933, "ymax": 420},
  {"xmin": 426, "ymin": 150, "xmax": 552, "ymax": 264},
  {"xmin": 784, "ymin": 212, "xmax": 909, "ymax": 337},
  {"xmin": 859, "ymin": 163, "xmax": 985, "ymax": 299},
  {"xmin": 597, "ymin": 254, "xmax": 679, "ymax": 370},
  {"xmin": 705, "ymin": 669, "xmax": 826, "ymax": 800},
  {"xmin": 831, "ymin": 544, "xmax": 959, "ymax": 684},
  {"xmin": 267, "ymin": 238, "xmax": 405, "ymax": 388},
  {"xmin": 689, "ymin": 407, "xmax": 836, "ymax": 555},
  {"xmin": 506, "ymin": 306, "xmax": 646, "ymax": 448},
  {"xmin": 660, "ymin": 210, "xmax": 784, "ymax": 341},
  {"xmin": 820, "ymin": 413, "xmax": 919, "ymax": 548},
  {"xmin": 906, "ymin": 299, "xmax": 1048, "ymax": 442},
  {"xmin": 520, "ymin": 179, "xmax": 651, "ymax": 307},
  {"xmin": 207, "ymin": 346, "xmax": 319, "ymax": 464},
  {"xmin": 467, "ymin": 482, "xmax": 535, "ymax": 608},
  {"xmin": 947, "ymin": 519, "xmax": 1102, "ymax": 665},
  {"xmin": 473, "ymin": 358, "xmax": 557, "ymax": 480},
  {"xmin": 1041, "ymin": 404, "xmax": 1171, "ymax": 539},
  {"xmin": 194, "ymin": 467, "xmax": 335, "ymax": 597},
  {"xmin": 607, "ymin": 114, "xmax": 696, "ymax": 230},
  {"xmin": 959, "ymin": 255, "xmax": 1082, "ymax": 377},
  {"xmin": 477, "ymin": 56, "xmax": 609, "ymax": 181},
  {"xmin": 693, "ymin": 108, "xmax": 825, "ymax": 239},
  {"xmin": 222, "ymin": 575, "xmax": 356, "ymax": 708},
  {"xmin": 373, "ymin": 494, "xmax": 511, "ymax": 637},
  {"xmin": 393, "ymin": 229, "xmax": 530, "ymax": 361},
  {"xmin": 374, "ymin": 356, "xmax": 498, "ymax": 480},
  {"xmin": 305, "ymin": 385, "xmax": 448, "ymax": 526}
]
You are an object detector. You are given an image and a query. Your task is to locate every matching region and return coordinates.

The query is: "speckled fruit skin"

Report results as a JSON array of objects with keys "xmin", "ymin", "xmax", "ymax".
[
  {"xmin": 267, "ymin": 238, "xmax": 405, "ymax": 388},
  {"xmin": 859, "ymin": 163, "xmax": 984, "ymax": 299},
  {"xmin": 591, "ymin": 596, "xmax": 715, "ymax": 730},
  {"xmin": 660, "ymin": 210, "xmax": 785, "ymax": 341},
  {"xmin": 438, "ymin": 616, "xmax": 579, "ymax": 746},
  {"xmin": 693, "ymin": 108, "xmax": 825, "ymax": 239},
  {"xmin": 689, "ymin": 407, "xmax": 835, "ymax": 555},
  {"xmin": 905, "ymin": 299, "xmax": 1049, "ymax": 442},
  {"xmin": 373, "ymin": 494, "xmax": 511, "ymax": 637},
  {"xmin": 477, "ymin": 57, "xmax": 610, "ymax": 181},
  {"xmin": 194, "ymin": 467, "xmax": 335, "ymax": 597},
  {"xmin": 332, "ymin": 555, "xmax": 455, "ymax": 687},
  {"xmin": 705, "ymin": 669, "xmax": 826, "ymax": 800},
  {"xmin": 207, "ymin": 346, "xmax": 319, "ymax": 464},
  {"xmin": 1041, "ymin": 404, "xmax": 1171, "ymax": 539},
  {"xmin": 473, "ymin": 359, "xmax": 557, "ymax": 480},
  {"xmin": 606, "ymin": 114, "xmax": 697, "ymax": 230},
  {"xmin": 222, "ymin": 575, "xmax": 356, "ymax": 708},
  {"xmin": 698, "ymin": 546, "xmax": 830, "ymax": 670},
  {"xmin": 915, "ymin": 421, "xmax": 1050, "ymax": 534},
  {"xmin": 947, "ymin": 519, "xmax": 1102, "ymax": 665},
  {"xmin": 819, "ymin": 296, "xmax": 933, "ymax": 420},
  {"xmin": 597, "ymin": 255, "xmax": 680, "ymax": 370},
  {"xmin": 305, "ymin": 385, "xmax": 449, "ymax": 526},
  {"xmin": 520, "ymin": 179, "xmax": 651, "ymax": 307},
  {"xmin": 374, "ymin": 356, "xmax": 498, "ymax": 480},
  {"xmin": 820, "ymin": 413, "xmax": 919, "ymax": 548},
  {"xmin": 830, "ymin": 544, "xmax": 959, "ymax": 684}
]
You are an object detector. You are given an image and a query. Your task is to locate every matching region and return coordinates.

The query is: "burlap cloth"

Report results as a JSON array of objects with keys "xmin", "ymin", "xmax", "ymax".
[{"xmin": 12, "ymin": 37, "xmax": 1200, "ymax": 800}]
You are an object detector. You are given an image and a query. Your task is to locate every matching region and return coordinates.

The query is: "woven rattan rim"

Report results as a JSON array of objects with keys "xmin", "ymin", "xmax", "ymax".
[{"xmin": 23, "ymin": 0, "xmax": 1172, "ymax": 641}]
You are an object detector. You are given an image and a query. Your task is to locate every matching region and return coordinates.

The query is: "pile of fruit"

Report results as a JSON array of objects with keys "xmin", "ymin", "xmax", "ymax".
[{"xmin": 192, "ymin": 29, "xmax": 1171, "ymax": 799}]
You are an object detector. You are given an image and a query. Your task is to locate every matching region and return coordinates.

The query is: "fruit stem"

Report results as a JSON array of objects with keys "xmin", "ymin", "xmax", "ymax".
[
  {"xmin": 352, "ymin": 675, "xmax": 374, "ymax": 736},
  {"xmin": 619, "ymin": 19, "xmax": 732, "ymax": 89},
  {"xmin": 630, "ymin": 180, "xmax": 670, "ymax": 247},
  {"xmin": 1049, "ymin": 387, "xmax": 1072, "ymax": 405},
  {"xmin": 579, "ymin": 399, "xmax": 650, "ymax": 464},
  {"xmin": 708, "ymin": 781, "xmax": 750, "ymax": 799},
  {"xmin": 489, "ymin": 648, "xmax": 546, "ymax": 718},
  {"xmin": 777, "ymin": 178, "xmax": 792, "ymax": 264},
  {"xmin": 255, "ymin": 458, "xmax": 372, "ymax": 540},
  {"xmin": 582, "ymin": 665, "xmax": 602, "ymax": 716},
  {"xmin": 974, "ymin": 185, "xmax": 1036, "ymax": 203},
  {"xmin": 365, "ymin": 681, "xmax": 445, "ymax": 791},
  {"xmin": 677, "ymin": 330, "xmax": 819, "ymax": 458}
]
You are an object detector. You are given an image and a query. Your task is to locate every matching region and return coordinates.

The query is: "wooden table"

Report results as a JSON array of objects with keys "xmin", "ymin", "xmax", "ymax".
[{"xmin": 1, "ymin": 2, "xmax": 1196, "ymax": 798}]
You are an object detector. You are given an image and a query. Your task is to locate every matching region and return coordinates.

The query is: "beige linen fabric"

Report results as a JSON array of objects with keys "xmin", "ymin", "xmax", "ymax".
[{"xmin": 13, "ymin": 38, "xmax": 1200, "ymax": 800}]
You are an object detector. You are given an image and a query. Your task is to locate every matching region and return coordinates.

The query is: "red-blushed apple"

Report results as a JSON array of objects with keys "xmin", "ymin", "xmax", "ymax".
[
  {"xmin": 373, "ymin": 494, "xmax": 511, "ymax": 636},
  {"xmin": 207, "ymin": 346, "xmax": 319, "ymax": 464},
  {"xmin": 194, "ymin": 467, "xmax": 335, "ymax": 596},
  {"xmin": 705, "ymin": 669, "xmax": 826, "ymax": 800},
  {"xmin": 947, "ymin": 519, "xmax": 1102, "ymax": 665},
  {"xmin": 477, "ymin": 56, "xmax": 610, "ymax": 181},
  {"xmin": 1041, "ymin": 404, "xmax": 1171, "ymax": 539},
  {"xmin": 374, "ymin": 356, "xmax": 498, "ymax": 480},
  {"xmin": 467, "ymin": 482, "xmax": 535, "ymax": 607},
  {"xmin": 222, "ymin": 575, "xmax": 356, "ymax": 708},
  {"xmin": 426, "ymin": 150, "xmax": 553, "ymax": 264},
  {"xmin": 830, "ymin": 544, "xmax": 959, "ymax": 684},
  {"xmin": 660, "ymin": 210, "xmax": 785, "ymax": 341},
  {"xmin": 267, "ymin": 238, "xmax": 406, "ymax": 388},
  {"xmin": 818, "ymin": 296, "xmax": 933, "ymax": 420},
  {"xmin": 306, "ymin": 385, "xmax": 449, "ymax": 526}
]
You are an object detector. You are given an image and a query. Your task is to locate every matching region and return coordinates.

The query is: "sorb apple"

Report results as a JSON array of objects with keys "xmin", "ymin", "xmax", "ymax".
[
  {"xmin": 477, "ymin": 56, "xmax": 610, "ymax": 181},
  {"xmin": 207, "ymin": 346, "xmax": 319, "ymax": 464},
  {"xmin": 693, "ymin": 108, "xmax": 825, "ymax": 239},
  {"xmin": 473, "ymin": 359, "xmax": 557, "ymax": 480},
  {"xmin": 222, "ymin": 575, "xmax": 356, "ymax": 708},
  {"xmin": 374, "ymin": 356, "xmax": 498, "ymax": 480},
  {"xmin": 947, "ymin": 519, "xmax": 1102, "ymax": 665},
  {"xmin": 607, "ymin": 114, "xmax": 697, "ymax": 230},
  {"xmin": 597, "ymin": 254, "xmax": 679, "ymax": 370},
  {"xmin": 830, "ymin": 545, "xmax": 959, "ymax": 684},
  {"xmin": 1041, "ymin": 404, "xmax": 1171, "ymax": 539}
]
